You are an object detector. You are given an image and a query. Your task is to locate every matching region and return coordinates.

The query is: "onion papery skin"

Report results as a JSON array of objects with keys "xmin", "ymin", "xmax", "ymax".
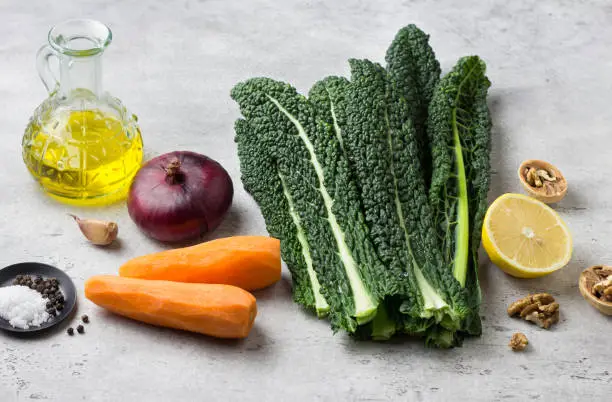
[{"xmin": 128, "ymin": 151, "xmax": 233, "ymax": 242}]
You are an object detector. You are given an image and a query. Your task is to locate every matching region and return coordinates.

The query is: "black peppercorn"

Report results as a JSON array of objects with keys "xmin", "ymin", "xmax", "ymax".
[
  {"xmin": 81, "ymin": 315, "xmax": 89, "ymax": 323},
  {"xmin": 55, "ymin": 304, "xmax": 63, "ymax": 311},
  {"xmin": 76, "ymin": 325, "xmax": 84, "ymax": 334},
  {"xmin": 46, "ymin": 308, "xmax": 56, "ymax": 315},
  {"xmin": 67, "ymin": 327, "xmax": 74, "ymax": 336}
]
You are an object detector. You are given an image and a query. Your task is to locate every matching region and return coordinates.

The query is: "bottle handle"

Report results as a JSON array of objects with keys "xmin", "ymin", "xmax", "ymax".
[{"xmin": 36, "ymin": 44, "xmax": 60, "ymax": 95}]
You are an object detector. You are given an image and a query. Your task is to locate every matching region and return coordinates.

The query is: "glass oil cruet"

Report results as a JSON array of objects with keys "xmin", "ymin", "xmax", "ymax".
[{"xmin": 22, "ymin": 19, "xmax": 143, "ymax": 206}]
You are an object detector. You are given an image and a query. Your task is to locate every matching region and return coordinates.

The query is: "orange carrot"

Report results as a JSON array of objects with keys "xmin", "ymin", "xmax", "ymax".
[
  {"xmin": 119, "ymin": 236, "xmax": 281, "ymax": 291},
  {"xmin": 85, "ymin": 275, "xmax": 257, "ymax": 339}
]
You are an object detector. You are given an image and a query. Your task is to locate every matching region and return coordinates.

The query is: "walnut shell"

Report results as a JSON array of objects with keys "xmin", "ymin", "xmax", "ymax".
[
  {"xmin": 579, "ymin": 265, "xmax": 612, "ymax": 316},
  {"xmin": 518, "ymin": 159, "xmax": 567, "ymax": 204}
]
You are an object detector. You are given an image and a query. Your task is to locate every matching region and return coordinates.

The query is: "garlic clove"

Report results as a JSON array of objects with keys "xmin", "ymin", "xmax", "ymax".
[{"xmin": 69, "ymin": 214, "xmax": 118, "ymax": 246}]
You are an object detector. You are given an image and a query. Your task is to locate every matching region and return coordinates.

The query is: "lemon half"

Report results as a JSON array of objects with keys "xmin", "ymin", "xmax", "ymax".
[{"xmin": 482, "ymin": 193, "xmax": 572, "ymax": 278}]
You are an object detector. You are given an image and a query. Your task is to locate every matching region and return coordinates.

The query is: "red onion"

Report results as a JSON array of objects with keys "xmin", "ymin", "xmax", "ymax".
[{"xmin": 127, "ymin": 151, "xmax": 233, "ymax": 242}]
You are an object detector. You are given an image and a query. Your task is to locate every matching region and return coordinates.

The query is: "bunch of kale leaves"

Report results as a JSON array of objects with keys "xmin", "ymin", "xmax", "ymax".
[{"xmin": 232, "ymin": 25, "xmax": 491, "ymax": 347}]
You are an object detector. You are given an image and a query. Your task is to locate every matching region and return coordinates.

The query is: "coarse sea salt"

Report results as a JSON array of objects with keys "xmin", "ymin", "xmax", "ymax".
[{"xmin": 0, "ymin": 285, "xmax": 51, "ymax": 329}]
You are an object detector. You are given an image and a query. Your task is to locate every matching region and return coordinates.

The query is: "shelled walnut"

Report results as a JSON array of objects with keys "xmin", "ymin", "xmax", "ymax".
[
  {"xmin": 588, "ymin": 266, "xmax": 612, "ymax": 302},
  {"xmin": 509, "ymin": 332, "xmax": 528, "ymax": 351},
  {"xmin": 507, "ymin": 293, "xmax": 560, "ymax": 329},
  {"xmin": 518, "ymin": 160, "xmax": 567, "ymax": 203}
]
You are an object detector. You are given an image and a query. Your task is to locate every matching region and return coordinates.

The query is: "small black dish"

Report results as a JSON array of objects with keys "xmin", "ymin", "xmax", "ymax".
[{"xmin": 0, "ymin": 262, "xmax": 77, "ymax": 333}]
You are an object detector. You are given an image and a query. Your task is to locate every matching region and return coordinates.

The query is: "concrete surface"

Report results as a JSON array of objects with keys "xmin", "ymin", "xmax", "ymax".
[{"xmin": 1, "ymin": 0, "xmax": 611, "ymax": 400}]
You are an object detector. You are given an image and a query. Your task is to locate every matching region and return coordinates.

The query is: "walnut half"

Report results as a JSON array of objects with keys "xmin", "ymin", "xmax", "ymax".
[
  {"xmin": 518, "ymin": 160, "xmax": 567, "ymax": 204},
  {"xmin": 579, "ymin": 265, "xmax": 612, "ymax": 316},
  {"xmin": 509, "ymin": 332, "xmax": 528, "ymax": 351},
  {"xmin": 507, "ymin": 293, "xmax": 560, "ymax": 329}
]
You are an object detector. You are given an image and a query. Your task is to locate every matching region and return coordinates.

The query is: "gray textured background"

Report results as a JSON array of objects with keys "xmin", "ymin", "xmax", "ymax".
[{"xmin": 1, "ymin": 0, "xmax": 610, "ymax": 401}]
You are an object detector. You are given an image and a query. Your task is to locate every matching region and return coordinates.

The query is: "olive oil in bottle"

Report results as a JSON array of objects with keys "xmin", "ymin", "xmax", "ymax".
[
  {"xmin": 23, "ymin": 19, "xmax": 143, "ymax": 205},
  {"xmin": 23, "ymin": 109, "xmax": 143, "ymax": 205}
]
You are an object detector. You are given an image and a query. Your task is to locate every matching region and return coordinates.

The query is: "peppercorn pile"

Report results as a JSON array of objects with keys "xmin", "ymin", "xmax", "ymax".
[{"xmin": 12, "ymin": 275, "xmax": 65, "ymax": 317}]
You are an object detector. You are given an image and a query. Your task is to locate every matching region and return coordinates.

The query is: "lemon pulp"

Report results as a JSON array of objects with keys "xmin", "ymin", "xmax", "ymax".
[{"xmin": 482, "ymin": 193, "xmax": 572, "ymax": 278}]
